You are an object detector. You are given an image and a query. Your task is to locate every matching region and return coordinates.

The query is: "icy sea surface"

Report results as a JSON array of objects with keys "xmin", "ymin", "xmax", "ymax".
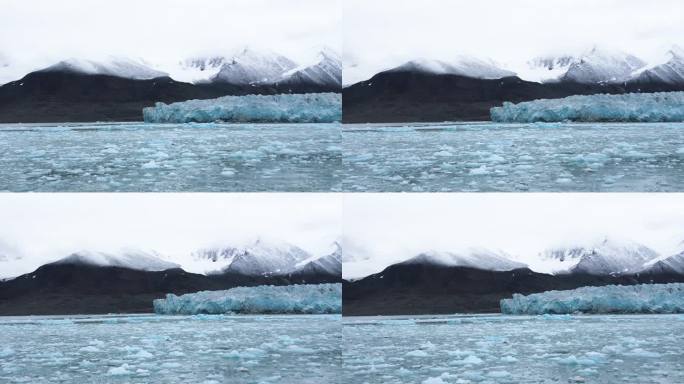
[
  {"xmin": 342, "ymin": 122, "xmax": 684, "ymax": 191},
  {"xmin": 0, "ymin": 314, "xmax": 341, "ymax": 384},
  {"xmin": 0, "ymin": 122, "xmax": 340, "ymax": 192},
  {"xmin": 343, "ymin": 314, "xmax": 684, "ymax": 384}
]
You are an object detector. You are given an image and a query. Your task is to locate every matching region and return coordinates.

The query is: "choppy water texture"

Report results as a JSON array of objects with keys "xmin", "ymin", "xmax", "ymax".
[
  {"xmin": 0, "ymin": 314, "xmax": 341, "ymax": 384},
  {"xmin": 343, "ymin": 314, "xmax": 684, "ymax": 384},
  {"xmin": 342, "ymin": 122, "xmax": 684, "ymax": 191},
  {"xmin": 0, "ymin": 123, "xmax": 340, "ymax": 192}
]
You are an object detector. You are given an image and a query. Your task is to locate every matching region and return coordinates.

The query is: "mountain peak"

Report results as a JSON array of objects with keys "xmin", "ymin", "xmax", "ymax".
[
  {"xmin": 391, "ymin": 56, "xmax": 514, "ymax": 80},
  {"xmin": 41, "ymin": 57, "xmax": 168, "ymax": 80},
  {"xmin": 540, "ymin": 238, "xmax": 658, "ymax": 275},
  {"xmin": 212, "ymin": 48, "xmax": 297, "ymax": 85},
  {"xmin": 561, "ymin": 47, "xmax": 646, "ymax": 83},
  {"xmin": 192, "ymin": 238, "xmax": 311, "ymax": 276},
  {"xmin": 51, "ymin": 249, "xmax": 179, "ymax": 271},
  {"xmin": 401, "ymin": 248, "xmax": 526, "ymax": 271}
]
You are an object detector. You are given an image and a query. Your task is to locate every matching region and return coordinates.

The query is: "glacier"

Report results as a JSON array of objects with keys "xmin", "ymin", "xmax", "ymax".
[
  {"xmin": 500, "ymin": 283, "xmax": 684, "ymax": 315},
  {"xmin": 490, "ymin": 92, "xmax": 684, "ymax": 122},
  {"xmin": 153, "ymin": 283, "xmax": 341, "ymax": 315},
  {"xmin": 142, "ymin": 92, "xmax": 341, "ymax": 123}
]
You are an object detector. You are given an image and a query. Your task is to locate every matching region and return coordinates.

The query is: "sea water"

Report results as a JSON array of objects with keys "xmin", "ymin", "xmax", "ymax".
[
  {"xmin": 342, "ymin": 122, "xmax": 684, "ymax": 192},
  {"xmin": 0, "ymin": 122, "xmax": 341, "ymax": 192},
  {"xmin": 343, "ymin": 314, "xmax": 684, "ymax": 384},
  {"xmin": 0, "ymin": 314, "xmax": 341, "ymax": 384}
]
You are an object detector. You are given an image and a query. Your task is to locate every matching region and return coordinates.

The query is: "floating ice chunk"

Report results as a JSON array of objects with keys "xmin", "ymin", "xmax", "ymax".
[
  {"xmin": 141, "ymin": 160, "xmax": 160, "ymax": 169},
  {"xmin": 469, "ymin": 165, "xmax": 490, "ymax": 175},
  {"xmin": 143, "ymin": 93, "xmax": 341, "ymax": 123},
  {"xmin": 224, "ymin": 349, "xmax": 265, "ymax": 359},
  {"xmin": 129, "ymin": 349, "xmax": 153, "ymax": 359},
  {"xmin": 488, "ymin": 370, "xmax": 510, "ymax": 378},
  {"xmin": 453, "ymin": 355, "xmax": 484, "ymax": 365},
  {"xmin": 0, "ymin": 347, "xmax": 15, "ymax": 358},
  {"xmin": 422, "ymin": 377, "xmax": 447, "ymax": 384},
  {"xmin": 501, "ymin": 283, "xmax": 684, "ymax": 314},
  {"xmin": 107, "ymin": 364, "xmax": 133, "ymax": 376},
  {"xmin": 153, "ymin": 283, "xmax": 341, "ymax": 315},
  {"xmin": 78, "ymin": 346, "xmax": 101, "ymax": 353},
  {"xmin": 491, "ymin": 92, "xmax": 684, "ymax": 122},
  {"xmin": 282, "ymin": 345, "xmax": 315, "ymax": 354},
  {"xmin": 624, "ymin": 348, "xmax": 660, "ymax": 358},
  {"xmin": 501, "ymin": 355, "xmax": 518, "ymax": 363},
  {"xmin": 420, "ymin": 341, "xmax": 437, "ymax": 351}
]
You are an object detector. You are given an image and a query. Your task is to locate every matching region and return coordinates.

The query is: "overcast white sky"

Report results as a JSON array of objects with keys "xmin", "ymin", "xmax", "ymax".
[
  {"xmin": 343, "ymin": 194, "xmax": 684, "ymax": 279},
  {"xmin": 344, "ymin": 0, "xmax": 684, "ymax": 84},
  {"xmin": 0, "ymin": 194, "xmax": 341, "ymax": 278},
  {"xmin": 0, "ymin": 0, "xmax": 341, "ymax": 82}
]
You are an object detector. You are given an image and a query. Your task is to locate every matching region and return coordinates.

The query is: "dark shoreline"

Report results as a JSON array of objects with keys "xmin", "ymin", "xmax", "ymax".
[{"xmin": 342, "ymin": 264, "xmax": 684, "ymax": 316}]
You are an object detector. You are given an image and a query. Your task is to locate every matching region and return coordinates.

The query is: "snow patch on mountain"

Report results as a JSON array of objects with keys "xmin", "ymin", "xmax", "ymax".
[
  {"xmin": 212, "ymin": 48, "xmax": 297, "ymax": 85},
  {"xmin": 391, "ymin": 56, "xmax": 515, "ymax": 79},
  {"xmin": 159, "ymin": 56, "xmax": 227, "ymax": 83},
  {"xmin": 535, "ymin": 238, "xmax": 659, "ymax": 275},
  {"xmin": 51, "ymin": 249, "xmax": 179, "ymax": 271},
  {"xmin": 41, "ymin": 57, "xmax": 168, "ymax": 80},
  {"xmin": 642, "ymin": 250, "xmax": 684, "ymax": 274},
  {"xmin": 281, "ymin": 47, "xmax": 342, "ymax": 87},
  {"xmin": 516, "ymin": 55, "xmax": 578, "ymax": 83},
  {"xmin": 190, "ymin": 238, "xmax": 311, "ymax": 276},
  {"xmin": 293, "ymin": 242, "xmax": 342, "ymax": 276},
  {"xmin": 401, "ymin": 248, "xmax": 527, "ymax": 271},
  {"xmin": 632, "ymin": 45, "xmax": 684, "ymax": 84},
  {"xmin": 561, "ymin": 47, "xmax": 646, "ymax": 84}
]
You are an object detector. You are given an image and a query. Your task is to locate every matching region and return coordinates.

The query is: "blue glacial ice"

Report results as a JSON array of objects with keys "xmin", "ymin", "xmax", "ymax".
[
  {"xmin": 153, "ymin": 283, "xmax": 341, "ymax": 315},
  {"xmin": 491, "ymin": 91, "xmax": 684, "ymax": 122},
  {"xmin": 500, "ymin": 283, "xmax": 684, "ymax": 315},
  {"xmin": 143, "ymin": 93, "xmax": 341, "ymax": 123}
]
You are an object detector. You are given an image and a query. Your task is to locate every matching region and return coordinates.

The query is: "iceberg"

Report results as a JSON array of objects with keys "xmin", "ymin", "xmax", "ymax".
[
  {"xmin": 153, "ymin": 283, "xmax": 341, "ymax": 315},
  {"xmin": 490, "ymin": 92, "xmax": 684, "ymax": 123},
  {"xmin": 142, "ymin": 92, "xmax": 341, "ymax": 123},
  {"xmin": 500, "ymin": 283, "xmax": 684, "ymax": 315}
]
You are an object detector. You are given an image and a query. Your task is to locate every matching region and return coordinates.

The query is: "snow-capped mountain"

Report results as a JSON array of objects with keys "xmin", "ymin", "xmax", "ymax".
[
  {"xmin": 642, "ymin": 251, "xmax": 684, "ymax": 274},
  {"xmin": 163, "ymin": 56, "xmax": 228, "ymax": 83},
  {"xmin": 52, "ymin": 250, "xmax": 180, "ymax": 271},
  {"xmin": 391, "ymin": 57, "xmax": 515, "ymax": 79},
  {"xmin": 293, "ymin": 242, "xmax": 342, "ymax": 276},
  {"xmin": 41, "ymin": 57, "xmax": 168, "ymax": 80},
  {"xmin": 211, "ymin": 48, "xmax": 297, "ymax": 85},
  {"xmin": 518, "ymin": 55, "xmax": 578, "ymax": 83},
  {"xmin": 560, "ymin": 48, "xmax": 646, "ymax": 84},
  {"xmin": 538, "ymin": 238, "xmax": 659, "ymax": 275},
  {"xmin": 632, "ymin": 45, "xmax": 684, "ymax": 85},
  {"xmin": 192, "ymin": 238, "xmax": 311, "ymax": 276},
  {"xmin": 281, "ymin": 48, "xmax": 342, "ymax": 87},
  {"xmin": 401, "ymin": 248, "xmax": 527, "ymax": 271}
]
